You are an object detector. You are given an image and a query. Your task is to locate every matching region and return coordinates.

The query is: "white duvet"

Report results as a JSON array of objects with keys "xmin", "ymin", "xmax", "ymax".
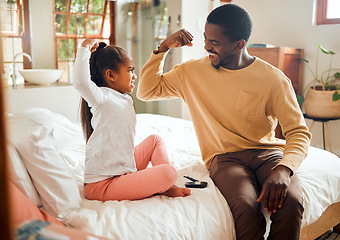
[
  {"xmin": 64, "ymin": 114, "xmax": 236, "ymax": 240},
  {"xmin": 6, "ymin": 109, "xmax": 340, "ymax": 240},
  {"xmin": 63, "ymin": 114, "xmax": 340, "ymax": 240}
]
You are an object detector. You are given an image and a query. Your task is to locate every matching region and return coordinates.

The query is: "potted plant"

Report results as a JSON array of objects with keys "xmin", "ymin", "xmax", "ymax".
[{"xmin": 298, "ymin": 44, "xmax": 340, "ymax": 118}]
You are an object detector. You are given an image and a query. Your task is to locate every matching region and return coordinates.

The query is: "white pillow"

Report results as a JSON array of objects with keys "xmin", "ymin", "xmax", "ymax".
[
  {"xmin": 7, "ymin": 108, "xmax": 83, "ymax": 219},
  {"xmin": 7, "ymin": 143, "xmax": 42, "ymax": 207},
  {"xmin": 15, "ymin": 107, "xmax": 87, "ymax": 190}
]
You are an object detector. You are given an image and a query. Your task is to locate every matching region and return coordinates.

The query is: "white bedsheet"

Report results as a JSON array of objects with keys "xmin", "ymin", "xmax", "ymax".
[
  {"xmin": 63, "ymin": 113, "xmax": 340, "ymax": 240},
  {"xmin": 65, "ymin": 163, "xmax": 235, "ymax": 240},
  {"xmin": 64, "ymin": 114, "xmax": 236, "ymax": 240}
]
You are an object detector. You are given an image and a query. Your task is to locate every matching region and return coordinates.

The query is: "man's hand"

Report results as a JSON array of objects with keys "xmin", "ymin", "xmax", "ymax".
[
  {"xmin": 257, "ymin": 165, "xmax": 292, "ymax": 214},
  {"xmin": 157, "ymin": 29, "xmax": 194, "ymax": 53}
]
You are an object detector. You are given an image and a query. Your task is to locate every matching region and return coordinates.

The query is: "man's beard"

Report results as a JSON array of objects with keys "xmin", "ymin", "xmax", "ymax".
[{"xmin": 212, "ymin": 63, "xmax": 220, "ymax": 70}]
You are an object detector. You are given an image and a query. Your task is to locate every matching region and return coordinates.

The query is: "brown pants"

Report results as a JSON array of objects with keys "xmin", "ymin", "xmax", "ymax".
[{"xmin": 209, "ymin": 149, "xmax": 304, "ymax": 240}]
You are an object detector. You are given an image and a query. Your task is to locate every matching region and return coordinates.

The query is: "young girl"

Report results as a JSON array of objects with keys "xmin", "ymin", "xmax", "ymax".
[{"xmin": 73, "ymin": 39, "xmax": 190, "ymax": 201}]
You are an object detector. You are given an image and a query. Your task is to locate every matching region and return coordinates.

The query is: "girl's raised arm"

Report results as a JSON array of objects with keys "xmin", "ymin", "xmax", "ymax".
[{"xmin": 73, "ymin": 40, "xmax": 105, "ymax": 108}]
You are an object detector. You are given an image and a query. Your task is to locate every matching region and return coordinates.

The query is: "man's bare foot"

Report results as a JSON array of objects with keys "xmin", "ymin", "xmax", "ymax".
[{"xmin": 162, "ymin": 185, "xmax": 191, "ymax": 197}]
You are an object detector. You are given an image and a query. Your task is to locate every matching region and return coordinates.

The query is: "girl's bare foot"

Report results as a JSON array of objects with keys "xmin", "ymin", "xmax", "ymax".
[{"xmin": 162, "ymin": 185, "xmax": 191, "ymax": 197}]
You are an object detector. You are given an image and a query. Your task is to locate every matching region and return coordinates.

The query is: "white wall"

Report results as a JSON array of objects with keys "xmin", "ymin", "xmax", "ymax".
[
  {"xmin": 232, "ymin": 0, "xmax": 340, "ymax": 79},
  {"xmin": 29, "ymin": 0, "xmax": 55, "ymax": 69},
  {"xmin": 230, "ymin": 0, "xmax": 340, "ymax": 155}
]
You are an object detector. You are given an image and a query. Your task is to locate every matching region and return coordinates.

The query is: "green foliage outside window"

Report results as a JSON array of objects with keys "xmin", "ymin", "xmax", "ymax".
[
  {"xmin": 54, "ymin": 0, "xmax": 110, "ymax": 62},
  {"xmin": 57, "ymin": 38, "xmax": 75, "ymax": 61}
]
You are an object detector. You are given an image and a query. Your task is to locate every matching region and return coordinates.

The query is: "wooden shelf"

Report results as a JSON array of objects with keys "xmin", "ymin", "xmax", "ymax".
[{"xmin": 247, "ymin": 47, "xmax": 304, "ymax": 95}]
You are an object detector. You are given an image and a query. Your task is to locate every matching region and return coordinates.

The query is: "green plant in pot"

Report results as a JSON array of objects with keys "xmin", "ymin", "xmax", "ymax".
[{"xmin": 298, "ymin": 44, "xmax": 340, "ymax": 118}]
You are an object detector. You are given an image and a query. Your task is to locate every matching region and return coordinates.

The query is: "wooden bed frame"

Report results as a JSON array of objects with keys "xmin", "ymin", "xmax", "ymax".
[{"xmin": 301, "ymin": 202, "xmax": 340, "ymax": 240}]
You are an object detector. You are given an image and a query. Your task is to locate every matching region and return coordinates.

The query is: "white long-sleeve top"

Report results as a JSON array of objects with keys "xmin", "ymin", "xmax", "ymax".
[{"xmin": 74, "ymin": 47, "xmax": 137, "ymax": 184}]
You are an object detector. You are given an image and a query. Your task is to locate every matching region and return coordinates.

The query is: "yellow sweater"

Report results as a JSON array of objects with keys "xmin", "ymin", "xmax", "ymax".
[{"xmin": 137, "ymin": 52, "xmax": 311, "ymax": 173}]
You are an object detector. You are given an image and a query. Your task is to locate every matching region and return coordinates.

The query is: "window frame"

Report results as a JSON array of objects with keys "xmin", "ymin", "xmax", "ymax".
[
  {"xmin": 0, "ymin": 0, "xmax": 32, "ymax": 70},
  {"xmin": 317, "ymin": 0, "xmax": 340, "ymax": 25},
  {"xmin": 53, "ymin": 0, "xmax": 116, "ymax": 81}
]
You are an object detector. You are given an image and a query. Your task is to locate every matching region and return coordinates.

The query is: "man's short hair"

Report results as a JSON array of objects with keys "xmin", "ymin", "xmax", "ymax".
[{"xmin": 207, "ymin": 4, "xmax": 253, "ymax": 43}]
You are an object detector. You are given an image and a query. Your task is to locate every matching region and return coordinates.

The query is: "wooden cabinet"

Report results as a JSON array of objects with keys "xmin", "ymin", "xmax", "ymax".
[
  {"xmin": 247, "ymin": 47, "xmax": 304, "ymax": 95},
  {"xmin": 248, "ymin": 47, "xmax": 304, "ymax": 139}
]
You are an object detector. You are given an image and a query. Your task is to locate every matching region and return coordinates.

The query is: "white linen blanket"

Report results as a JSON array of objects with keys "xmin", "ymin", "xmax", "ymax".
[
  {"xmin": 64, "ymin": 114, "xmax": 236, "ymax": 240},
  {"xmin": 63, "ymin": 114, "xmax": 340, "ymax": 240}
]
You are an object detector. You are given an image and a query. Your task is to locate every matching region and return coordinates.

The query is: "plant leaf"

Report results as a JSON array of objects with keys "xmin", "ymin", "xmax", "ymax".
[
  {"xmin": 333, "ymin": 91, "xmax": 340, "ymax": 101},
  {"xmin": 296, "ymin": 94, "xmax": 305, "ymax": 106},
  {"xmin": 334, "ymin": 72, "xmax": 340, "ymax": 79},
  {"xmin": 301, "ymin": 58, "xmax": 309, "ymax": 63},
  {"xmin": 318, "ymin": 44, "xmax": 336, "ymax": 55}
]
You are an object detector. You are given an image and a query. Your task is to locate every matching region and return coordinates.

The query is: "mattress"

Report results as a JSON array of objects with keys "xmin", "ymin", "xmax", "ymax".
[{"xmin": 6, "ymin": 109, "xmax": 340, "ymax": 240}]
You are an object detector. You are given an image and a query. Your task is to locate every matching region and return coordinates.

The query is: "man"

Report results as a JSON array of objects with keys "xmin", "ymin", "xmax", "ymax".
[{"xmin": 137, "ymin": 4, "xmax": 311, "ymax": 240}]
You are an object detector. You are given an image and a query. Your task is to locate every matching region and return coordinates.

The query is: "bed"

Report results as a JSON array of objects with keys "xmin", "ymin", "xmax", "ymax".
[{"xmin": 5, "ymin": 107, "xmax": 340, "ymax": 240}]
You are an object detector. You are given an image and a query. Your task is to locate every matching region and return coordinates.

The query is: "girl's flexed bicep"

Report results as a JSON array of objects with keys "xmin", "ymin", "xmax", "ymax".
[{"xmin": 73, "ymin": 47, "xmax": 105, "ymax": 107}]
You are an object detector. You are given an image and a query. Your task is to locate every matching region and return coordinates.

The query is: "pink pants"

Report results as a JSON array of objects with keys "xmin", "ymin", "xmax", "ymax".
[{"xmin": 83, "ymin": 134, "xmax": 177, "ymax": 201}]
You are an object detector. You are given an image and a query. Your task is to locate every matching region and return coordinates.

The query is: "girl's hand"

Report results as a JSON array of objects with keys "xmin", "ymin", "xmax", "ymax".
[
  {"xmin": 157, "ymin": 29, "xmax": 193, "ymax": 53},
  {"xmin": 81, "ymin": 39, "xmax": 99, "ymax": 53}
]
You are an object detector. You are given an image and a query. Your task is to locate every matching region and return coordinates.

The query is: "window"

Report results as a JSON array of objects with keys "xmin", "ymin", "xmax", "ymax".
[
  {"xmin": 53, "ymin": 0, "xmax": 115, "ymax": 83},
  {"xmin": 317, "ymin": 0, "xmax": 340, "ymax": 25},
  {"xmin": 0, "ymin": 0, "xmax": 31, "ymax": 84}
]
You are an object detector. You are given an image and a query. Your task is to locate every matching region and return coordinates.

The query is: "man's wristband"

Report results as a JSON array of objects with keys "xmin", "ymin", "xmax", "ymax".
[
  {"xmin": 153, "ymin": 47, "xmax": 160, "ymax": 54},
  {"xmin": 154, "ymin": 45, "xmax": 169, "ymax": 54}
]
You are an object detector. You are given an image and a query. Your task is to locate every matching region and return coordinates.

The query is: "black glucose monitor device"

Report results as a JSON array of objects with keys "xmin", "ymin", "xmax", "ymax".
[{"xmin": 184, "ymin": 176, "xmax": 208, "ymax": 188}]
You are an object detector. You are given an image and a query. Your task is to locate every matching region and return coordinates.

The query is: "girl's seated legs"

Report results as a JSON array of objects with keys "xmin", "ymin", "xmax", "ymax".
[
  {"xmin": 134, "ymin": 134, "xmax": 170, "ymax": 170},
  {"xmin": 84, "ymin": 135, "xmax": 190, "ymax": 201}
]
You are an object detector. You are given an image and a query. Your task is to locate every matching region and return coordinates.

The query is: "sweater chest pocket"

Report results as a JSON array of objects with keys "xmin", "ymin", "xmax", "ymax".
[{"xmin": 236, "ymin": 91, "xmax": 263, "ymax": 116}]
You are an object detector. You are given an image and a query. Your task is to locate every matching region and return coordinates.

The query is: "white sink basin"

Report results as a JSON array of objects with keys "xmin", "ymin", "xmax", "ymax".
[{"xmin": 19, "ymin": 69, "xmax": 64, "ymax": 85}]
